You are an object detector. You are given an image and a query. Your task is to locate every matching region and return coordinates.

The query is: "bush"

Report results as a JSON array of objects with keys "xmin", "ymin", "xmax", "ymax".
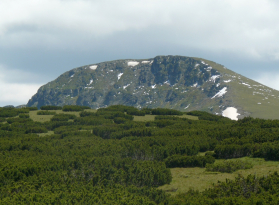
[
  {"xmin": 6, "ymin": 118, "xmax": 32, "ymax": 124},
  {"xmin": 0, "ymin": 107, "xmax": 20, "ymax": 117},
  {"xmin": 126, "ymin": 110, "xmax": 146, "ymax": 116},
  {"xmin": 151, "ymin": 108, "xmax": 183, "ymax": 115},
  {"xmin": 79, "ymin": 111, "xmax": 97, "ymax": 117},
  {"xmin": 141, "ymin": 108, "xmax": 153, "ymax": 114},
  {"xmin": 99, "ymin": 105, "xmax": 138, "ymax": 113},
  {"xmin": 206, "ymin": 160, "xmax": 253, "ymax": 173},
  {"xmin": 37, "ymin": 111, "xmax": 56, "ymax": 115},
  {"xmin": 50, "ymin": 114, "xmax": 77, "ymax": 122},
  {"xmin": 40, "ymin": 105, "xmax": 62, "ymax": 110},
  {"xmin": 62, "ymin": 105, "xmax": 90, "ymax": 112},
  {"xmin": 19, "ymin": 114, "xmax": 29, "ymax": 118},
  {"xmin": 187, "ymin": 110, "xmax": 230, "ymax": 121},
  {"xmin": 25, "ymin": 126, "xmax": 48, "ymax": 134},
  {"xmin": 164, "ymin": 155, "xmax": 215, "ymax": 168},
  {"xmin": 26, "ymin": 107, "xmax": 38, "ymax": 111}
]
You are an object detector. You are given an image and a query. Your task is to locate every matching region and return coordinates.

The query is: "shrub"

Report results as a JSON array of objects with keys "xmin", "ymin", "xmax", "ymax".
[
  {"xmin": 126, "ymin": 110, "xmax": 146, "ymax": 116},
  {"xmin": 50, "ymin": 114, "xmax": 77, "ymax": 121},
  {"xmin": 37, "ymin": 111, "xmax": 56, "ymax": 115},
  {"xmin": 206, "ymin": 160, "xmax": 253, "ymax": 173},
  {"xmin": 25, "ymin": 126, "xmax": 48, "ymax": 134},
  {"xmin": 151, "ymin": 108, "xmax": 183, "ymax": 115},
  {"xmin": 26, "ymin": 107, "xmax": 38, "ymax": 111},
  {"xmin": 40, "ymin": 105, "xmax": 62, "ymax": 110},
  {"xmin": 19, "ymin": 114, "xmax": 29, "ymax": 118},
  {"xmin": 62, "ymin": 105, "xmax": 90, "ymax": 112},
  {"xmin": 164, "ymin": 155, "xmax": 215, "ymax": 168}
]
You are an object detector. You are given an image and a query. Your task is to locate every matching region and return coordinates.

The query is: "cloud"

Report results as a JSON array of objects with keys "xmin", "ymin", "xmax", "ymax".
[
  {"xmin": 0, "ymin": 65, "xmax": 42, "ymax": 106},
  {"xmin": 255, "ymin": 72, "xmax": 279, "ymax": 91},
  {"xmin": 0, "ymin": 0, "xmax": 279, "ymax": 61}
]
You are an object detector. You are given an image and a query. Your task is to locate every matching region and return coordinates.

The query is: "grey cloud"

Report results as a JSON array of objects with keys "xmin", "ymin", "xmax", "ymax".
[{"xmin": 0, "ymin": 0, "xmax": 279, "ymax": 106}]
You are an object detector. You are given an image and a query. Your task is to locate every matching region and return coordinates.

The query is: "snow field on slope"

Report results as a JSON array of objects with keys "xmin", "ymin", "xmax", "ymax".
[
  {"xmin": 222, "ymin": 107, "xmax": 240, "ymax": 120},
  {"xmin": 212, "ymin": 87, "xmax": 227, "ymax": 99},
  {"xmin": 90, "ymin": 65, "xmax": 98, "ymax": 70},
  {"xmin": 117, "ymin": 73, "xmax": 123, "ymax": 80},
  {"xmin": 128, "ymin": 61, "xmax": 139, "ymax": 66}
]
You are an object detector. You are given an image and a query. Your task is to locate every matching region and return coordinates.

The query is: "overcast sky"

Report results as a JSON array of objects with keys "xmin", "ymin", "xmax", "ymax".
[{"xmin": 1, "ymin": 0, "xmax": 279, "ymax": 106}]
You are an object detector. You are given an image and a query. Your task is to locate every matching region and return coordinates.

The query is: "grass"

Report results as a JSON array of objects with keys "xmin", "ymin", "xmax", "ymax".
[
  {"xmin": 133, "ymin": 114, "xmax": 198, "ymax": 122},
  {"xmin": 178, "ymin": 114, "xmax": 199, "ymax": 120},
  {"xmin": 133, "ymin": 115, "xmax": 155, "ymax": 121},
  {"xmin": 38, "ymin": 131, "xmax": 54, "ymax": 137},
  {"xmin": 29, "ymin": 109, "xmax": 96, "ymax": 122},
  {"xmin": 29, "ymin": 111, "xmax": 54, "ymax": 122},
  {"xmin": 194, "ymin": 57, "xmax": 279, "ymax": 120},
  {"xmin": 158, "ymin": 157, "xmax": 279, "ymax": 195},
  {"xmin": 30, "ymin": 111, "xmax": 198, "ymax": 122}
]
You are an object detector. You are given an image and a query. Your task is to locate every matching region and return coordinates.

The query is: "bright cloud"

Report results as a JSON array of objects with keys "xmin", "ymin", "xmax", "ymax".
[
  {"xmin": 0, "ymin": 0, "xmax": 279, "ymax": 61},
  {"xmin": 0, "ymin": 65, "xmax": 42, "ymax": 106},
  {"xmin": 255, "ymin": 72, "xmax": 279, "ymax": 91},
  {"xmin": 1, "ymin": 0, "xmax": 279, "ymax": 105}
]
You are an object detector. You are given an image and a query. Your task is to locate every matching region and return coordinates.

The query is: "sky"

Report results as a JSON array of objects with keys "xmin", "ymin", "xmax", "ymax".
[{"xmin": 1, "ymin": 0, "xmax": 279, "ymax": 106}]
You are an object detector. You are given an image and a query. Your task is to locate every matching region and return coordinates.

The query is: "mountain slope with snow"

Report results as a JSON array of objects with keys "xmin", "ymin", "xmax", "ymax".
[{"xmin": 27, "ymin": 55, "xmax": 279, "ymax": 120}]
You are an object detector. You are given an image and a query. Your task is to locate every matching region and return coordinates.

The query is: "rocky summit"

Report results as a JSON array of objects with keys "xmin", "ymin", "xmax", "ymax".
[{"xmin": 27, "ymin": 55, "xmax": 279, "ymax": 120}]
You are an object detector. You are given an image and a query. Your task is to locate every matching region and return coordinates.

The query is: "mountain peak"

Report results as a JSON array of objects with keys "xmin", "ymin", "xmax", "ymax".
[{"xmin": 27, "ymin": 55, "xmax": 279, "ymax": 120}]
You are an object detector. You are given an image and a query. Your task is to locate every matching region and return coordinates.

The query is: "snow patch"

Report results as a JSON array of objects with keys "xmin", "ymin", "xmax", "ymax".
[
  {"xmin": 222, "ymin": 107, "xmax": 240, "ymax": 121},
  {"xmin": 258, "ymin": 102, "xmax": 262, "ymax": 104},
  {"xmin": 90, "ymin": 65, "xmax": 98, "ymax": 70},
  {"xmin": 151, "ymin": 84, "xmax": 156, "ymax": 89},
  {"xmin": 70, "ymin": 74, "xmax": 75, "ymax": 78},
  {"xmin": 184, "ymin": 104, "xmax": 190, "ymax": 109},
  {"xmin": 191, "ymin": 83, "xmax": 198, "ymax": 87},
  {"xmin": 118, "ymin": 73, "xmax": 123, "ymax": 80},
  {"xmin": 210, "ymin": 75, "xmax": 220, "ymax": 83},
  {"xmin": 201, "ymin": 61, "xmax": 207, "ymax": 65},
  {"xmin": 164, "ymin": 80, "xmax": 170, "ymax": 85},
  {"xmin": 123, "ymin": 84, "xmax": 130, "ymax": 89},
  {"xmin": 128, "ymin": 61, "xmax": 139, "ymax": 67},
  {"xmin": 212, "ymin": 87, "xmax": 227, "ymax": 99},
  {"xmin": 88, "ymin": 79, "xmax": 93, "ymax": 85},
  {"xmin": 141, "ymin": 61, "xmax": 150, "ymax": 64},
  {"xmin": 223, "ymin": 80, "xmax": 231, "ymax": 83},
  {"xmin": 242, "ymin": 82, "xmax": 250, "ymax": 86}
]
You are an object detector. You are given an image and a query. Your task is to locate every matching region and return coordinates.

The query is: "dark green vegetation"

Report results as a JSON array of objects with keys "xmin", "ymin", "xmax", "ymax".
[
  {"xmin": 1, "ymin": 105, "xmax": 279, "ymax": 204},
  {"xmin": 206, "ymin": 160, "xmax": 253, "ymax": 173},
  {"xmin": 27, "ymin": 55, "xmax": 279, "ymax": 119}
]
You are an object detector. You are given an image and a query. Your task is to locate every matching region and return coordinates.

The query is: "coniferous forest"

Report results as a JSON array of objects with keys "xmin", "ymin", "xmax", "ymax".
[{"xmin": 1, "ymin": 105, "xmax": 279, "ymax": 204}]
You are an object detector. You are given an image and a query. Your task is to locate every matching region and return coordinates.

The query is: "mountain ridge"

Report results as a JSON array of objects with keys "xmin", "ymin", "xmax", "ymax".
[{"xmin": 27, "ymin": 55, "xmax": 279, "ymax": 120}]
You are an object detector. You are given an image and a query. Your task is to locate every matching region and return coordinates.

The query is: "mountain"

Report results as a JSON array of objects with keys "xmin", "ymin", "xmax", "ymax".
[{"xmin": 27, "ymin": 55, "xmax": 279, "ymax": 120}]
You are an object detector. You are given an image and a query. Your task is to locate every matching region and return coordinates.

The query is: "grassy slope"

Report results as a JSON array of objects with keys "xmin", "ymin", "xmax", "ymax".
[
  {"xmin": 159, "ymin": 157, "xmax": 279, "ymax": 195},
  {"xmin": 197, "ymin": 58, "xmax": 279, "ymax": 119}
]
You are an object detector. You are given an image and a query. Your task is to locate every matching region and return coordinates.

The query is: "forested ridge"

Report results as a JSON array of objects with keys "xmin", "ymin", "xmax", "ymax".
[{"xmin": 1, "ymin": 105, "xmax": 279, "ymax": 204}]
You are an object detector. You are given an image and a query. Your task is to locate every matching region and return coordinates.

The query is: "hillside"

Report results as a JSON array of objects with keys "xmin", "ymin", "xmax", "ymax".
[
  {"xmin": 1, "ymin": 105, "xmax": 279, "ymax": 204},
  {"xmin": 27, "ymin": 55, "xmax": 279, "ymax": 119}
]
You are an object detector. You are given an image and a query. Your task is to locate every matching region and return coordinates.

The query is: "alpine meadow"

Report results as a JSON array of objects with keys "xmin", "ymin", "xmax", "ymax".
[{"xmin": 2, "ymin": 56, "xmax": 279, "ymax": 204}]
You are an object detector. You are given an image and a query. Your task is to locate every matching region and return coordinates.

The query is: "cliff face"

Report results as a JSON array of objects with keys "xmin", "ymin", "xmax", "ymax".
[{"xmin": 27, "ymin": 55, "xmax": 279, "ymax": 119}]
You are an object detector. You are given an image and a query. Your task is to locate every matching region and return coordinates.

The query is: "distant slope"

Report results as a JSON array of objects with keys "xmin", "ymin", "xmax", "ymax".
[{"xmin": 27, "ymin": 55, "xmax": 279, "ymax": 119}]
